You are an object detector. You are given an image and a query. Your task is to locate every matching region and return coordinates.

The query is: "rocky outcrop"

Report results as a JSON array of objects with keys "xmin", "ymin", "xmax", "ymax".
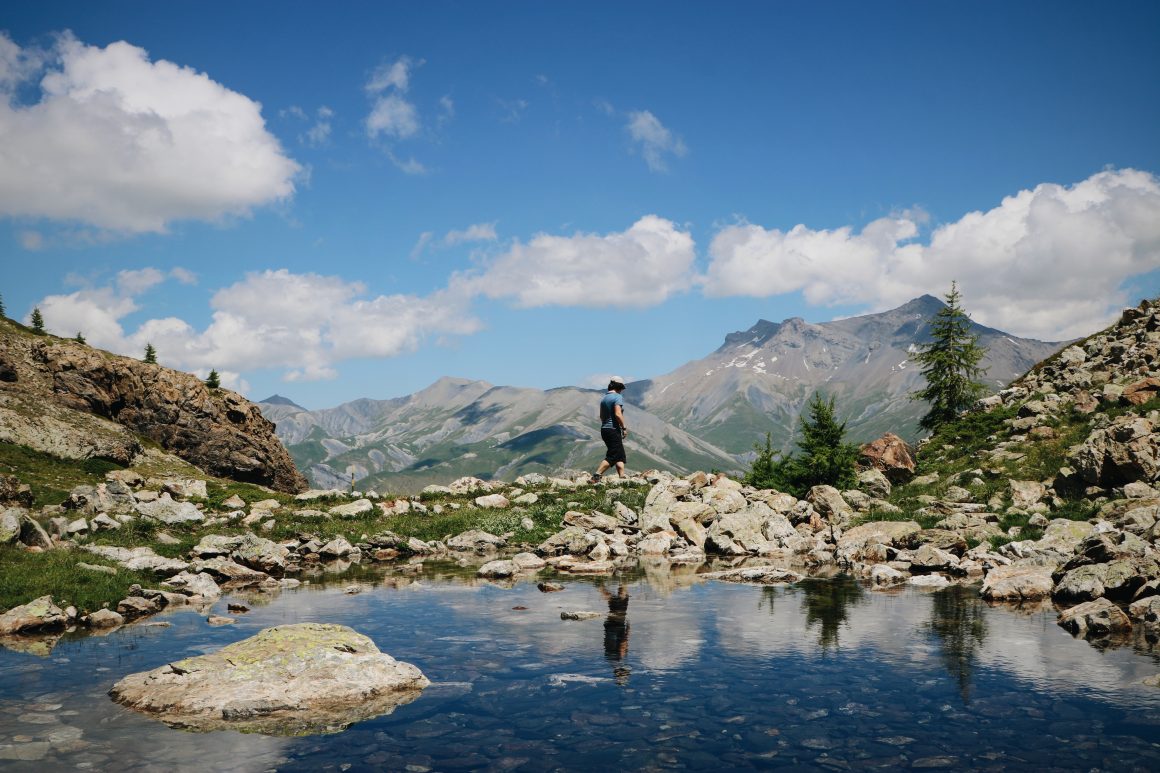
[
  {"xmin": 109, "ymin": 623, "xmax": 429, "ymax": 734},
  {"xmin": 859, "ymin": 433, "xmax": 916, "ymax": 483},
  {"xmin": 0, "ymin": 325, "xmax": 306, "ymax": 492}
]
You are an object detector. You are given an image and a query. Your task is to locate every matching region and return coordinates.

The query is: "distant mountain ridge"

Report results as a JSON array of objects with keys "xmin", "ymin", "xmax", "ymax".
[
  {"xmin": 260, "ymin": 296, "xmax": 1065, "ymax": 492},
  {"xmin": 627, "ymin": 295, "xmax": 1063, "ymax": 454},
  {"xmin": 259, "ymin": 377, "xmax": 738, "ymax": 493}
]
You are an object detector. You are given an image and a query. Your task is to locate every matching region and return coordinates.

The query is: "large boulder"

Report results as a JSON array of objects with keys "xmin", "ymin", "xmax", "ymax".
[
  {"xmin": 1069, "ymin": 415, "xmax": 1160, "ymax": 487},
  {"xmin": 135, "ymin": 494, "xmax": 204, "ymax": 525},
  {"xmin": 806, "ymin": 486, "xmax": 853, "ymax": 527},
  {"xmin": 446, "ymin": 530, "xmax": 506, "ymax": 553},
  {"xmin": 859, "ymin": 433, "xmax": 916, "ymax": 483},
  {"xmin": 1057, "ymin": 598, "xmax": 1132, "ymax": 638},
  {"xmin": 0, "ymin": 596, "xmax": 68, "ymax": 635},
  {"xmin": 230, "ymin": 534, "xmax": 290, "ymax": 576},
  {"xmin": 836, "ymin": 520, "xmax": 921, "ymax": 562},
  {"xmin": 109, "ymin": 623, "xmax": 429, "ymax": 734},
  {"xmin": 980, "ymin": 564, "xmax": 1055, "ymax": 602}
]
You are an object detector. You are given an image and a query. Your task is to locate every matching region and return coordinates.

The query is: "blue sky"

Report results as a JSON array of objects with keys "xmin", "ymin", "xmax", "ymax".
[{"xmin": 2, "ymin": 1, "xmax": 1158, "ymax": 408}]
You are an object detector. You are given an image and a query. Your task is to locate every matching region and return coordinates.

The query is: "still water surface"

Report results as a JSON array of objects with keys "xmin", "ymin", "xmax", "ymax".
[{"xmin": 2, "ymin": 560, "xmax": 1160, "ymax": 771}]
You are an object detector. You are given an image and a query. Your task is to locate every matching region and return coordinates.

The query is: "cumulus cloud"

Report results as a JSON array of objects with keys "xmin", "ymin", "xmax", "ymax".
[
  {"xmin": 463, "ymin": 215, "xmax": 696, "ymax": 308},
  {"xmin": 0, "ymin": 32, "xmax": 300, "ymax": 234},
  {"xmin": 626, "ymin": 110, "xmax": 687, "ymax": 172},
  {"xmin": 703, "ymin": 169, "xmax": 1160, "ymax": 340},
  {"xmin": 33, "ymin": 268, "xmax": 481, "ymax": 386}
]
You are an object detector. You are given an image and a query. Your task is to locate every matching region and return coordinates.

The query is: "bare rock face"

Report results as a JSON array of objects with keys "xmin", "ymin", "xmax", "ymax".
[
  {"xmin": 108, "ymin": 623, "xmax": 429, "ymax": 734},
  {"xmin": 0, "ymin": 330, "xmax": 306, "ymax": 493},
  {"xmin": 859, "ymin": 433, "xmax": 916, "ymax": 484}
]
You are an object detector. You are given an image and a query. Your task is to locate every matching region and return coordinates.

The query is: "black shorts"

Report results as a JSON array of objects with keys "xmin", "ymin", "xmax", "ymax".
[{"xmin": 601, "ymin": 427, "xmax": 626, "ymax": 465}]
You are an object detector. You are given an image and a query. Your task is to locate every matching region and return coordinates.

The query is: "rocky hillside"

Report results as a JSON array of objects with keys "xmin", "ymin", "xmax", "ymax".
[
  {"xmin": 260, "ymin": 377, "xmax": 738, "ymax": 493},
  {"xmin": 629, "ymin": 295, "xmax": 1063, "ymax": 454},
  {"xmin": 0, "ymin": 319, "xmax": 306, "ymax": 493}
]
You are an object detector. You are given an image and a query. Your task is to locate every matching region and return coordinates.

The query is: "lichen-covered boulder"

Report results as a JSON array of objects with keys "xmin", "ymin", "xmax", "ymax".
[
  {"xmin": 109, "ymin": 623, "xmax": 429, "ymax": 734},
  {"xmin": 0, "ymin": 596, "xmax": 68, "ymax": 635}
]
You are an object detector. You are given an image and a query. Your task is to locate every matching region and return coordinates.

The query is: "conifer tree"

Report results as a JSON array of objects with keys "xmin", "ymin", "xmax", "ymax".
[
  {"xmin": 912, "ymin": 282, "xmax": 987, "ymax": 433},
  {"xmin": 745, "ymin": 392, "xmax": 859, "ymax": 497},
  {"xmin": 0, "ymin": 293, "xmax": 6, "ymax": 317},
  {"xmin": 74, "ymin": 332, "xmax": 86, "ymax": 344},
  {"xmin": 780, "ymin": 392, "xmax": 860, "ymax": 494},
  {"xmin": 143, "ymin": 343, "xmax": 157, "ymax": 364},
  {"xmin": 30, "ymin": 307, "xmax": 45, "ymax": 334},
  {"xmin": 205, "ymin": 369, "xmax": 221, "ymax": 389}
]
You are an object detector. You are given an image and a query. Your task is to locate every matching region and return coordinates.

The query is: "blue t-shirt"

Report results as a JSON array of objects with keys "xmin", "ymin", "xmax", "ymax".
[{"xmin": 600, "ymin": 392, "xmax": 624, "ymax": 429}]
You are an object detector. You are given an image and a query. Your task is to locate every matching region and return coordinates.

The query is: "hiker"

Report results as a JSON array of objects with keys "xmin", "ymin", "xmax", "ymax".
[{"xmin": 590, "ymin": 376, "xmax": 628, "ymax": 483}]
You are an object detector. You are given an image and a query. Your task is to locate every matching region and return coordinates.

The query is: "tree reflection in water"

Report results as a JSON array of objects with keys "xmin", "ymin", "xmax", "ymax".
[
  {"xmin": 800, "ymin": 575, "xmax": 864, "ymax": 651},
  {"xmin": 926, "ymin": 585, "xmax": 988, "ymax": 702}
]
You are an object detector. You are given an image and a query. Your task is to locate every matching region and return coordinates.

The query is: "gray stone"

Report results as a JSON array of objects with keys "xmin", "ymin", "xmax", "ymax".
[
  {"xmin": 135, "ymin": 494, "xmax": 204, "ymax": 525},
  {"xmin": 109, "ymin": 623, "xmax": 429, "ymax": 734},
  {"xmin": 980, "ymin": 564, "xmax": 1055, "ymax": 602},
  {"xmin": 702, "ymin": 566, "xmax": 803, "ymax": 585},
  {"xmin": 1057, "ymin": 597, "xmax": 1132, "ymax": 638},
  {"xmin": 446, "ymin": 530, "xmax": 506, "ymax": 553},
  {"xmin": 857, "ymin": 468, "xmax": 892, "ymax": 499},
  {"xmin": 0, "ymin": 596, "xmax": 67, "ymax": 634},
  {"xmin": 329, "ymin": 499, "xmax": 373, "ymax": 517},
  {"xmin": 88, "ymin": 608, "xmax": 124, "ymax": 628},
  {"xmin": 560, "ymin": 611, "xmax": 601, "ymax": 620},
  {"xmin": 82, "ymin": 545, "xmax": 189, "ymax": 575}
]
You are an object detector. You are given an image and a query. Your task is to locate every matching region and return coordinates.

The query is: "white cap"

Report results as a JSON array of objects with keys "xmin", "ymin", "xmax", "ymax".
[{"xmin": 609, "ymin": 376, "xmax": 626, "ymax": 387}]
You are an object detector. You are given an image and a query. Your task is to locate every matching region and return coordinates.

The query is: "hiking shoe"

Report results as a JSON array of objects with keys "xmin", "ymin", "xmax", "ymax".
[{"xmin": 588, "ymin": 474, "xmax": 602, "ymax": 484}]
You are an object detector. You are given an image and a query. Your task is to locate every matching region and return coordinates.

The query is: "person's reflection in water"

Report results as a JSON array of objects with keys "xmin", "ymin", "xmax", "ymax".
[{"xmin": 600, "ymin": 582, "xmax": 631, "ymax": 685}]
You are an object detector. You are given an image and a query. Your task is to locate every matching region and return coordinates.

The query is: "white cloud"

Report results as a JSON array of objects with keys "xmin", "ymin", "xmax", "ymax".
[
  {"xmin": 0, "ymin": 32, "xmax": 300, "ymax": 234},
  {"xmin": 463, "ymin": 215, "xmax": 696, "ymax": 308},
  {"xmin": 32, "ymin": 268, "xmax": 482, "ymax": 386},
  {"xmin": 170, "ymin": 267, "xmax": 198, "ymax": 285},
  {"xmin": 388, "ymin": 151, "xmax": 426, "ymax": 175},
  {"xmin": 367, "ymin": 56, "xmax": 415, "ymax": 93},
  {"xmin": 366, "ymin": 93, "xmax": 419, "ymax": 139},
  {"xmin": 703, "ymin": 169, "xmax": 1160, "ymax": 340},
  {"xmin": 626, "ymin": 110, "xmax": 687, "ymax": 172},
  {"xmin": 439, "ymin": 95, "xmax": 454, "ymax": 118},
  {"xmin": 366, "ymin": 56, "xmax": 421, "ymax": 142},
  {"xmin": 443, "ymin": 222, "xmax": 497, "ymax": 246}
]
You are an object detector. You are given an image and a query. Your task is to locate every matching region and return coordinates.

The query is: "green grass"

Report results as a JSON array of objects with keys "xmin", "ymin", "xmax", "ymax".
[
  {"xmin": 0, "ymin": 545, "xmax": 156, "ymax": 613},
  {"xmin": 0, "ymin": 442, "xmax": 126, "ymax": 508}
]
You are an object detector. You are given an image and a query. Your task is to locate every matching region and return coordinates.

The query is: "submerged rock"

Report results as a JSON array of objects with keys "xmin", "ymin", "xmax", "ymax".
[{"xmin": 109, "ymin": 622, "xmax": 429, "ymax": 734}]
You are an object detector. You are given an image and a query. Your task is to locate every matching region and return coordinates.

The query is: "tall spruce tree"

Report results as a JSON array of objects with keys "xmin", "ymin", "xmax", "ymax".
[
  {"xmin": 913, "ymin": 282, "xmax": 987, "ymax": 432},
  {"xmin": 143, "ymin": 343, "xmax": 157, "ymax": 364},
  {"xmin": 30, "ymin": 307, "xmax": 45, "ymax": 334}
]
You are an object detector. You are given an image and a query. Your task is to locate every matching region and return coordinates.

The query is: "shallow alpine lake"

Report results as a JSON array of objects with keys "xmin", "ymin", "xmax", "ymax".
[{"xmin": 2, "ymin": 560, "xmax": 1160, "ymax": 771}]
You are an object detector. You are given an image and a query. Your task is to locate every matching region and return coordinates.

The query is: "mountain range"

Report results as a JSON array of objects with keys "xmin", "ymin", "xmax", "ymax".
[{"xmin": 259, "ymin": 296, "xmax": 1064, "ymax": 493}]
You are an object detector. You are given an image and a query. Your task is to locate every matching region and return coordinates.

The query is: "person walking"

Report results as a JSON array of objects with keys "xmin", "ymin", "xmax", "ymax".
[{"xmin": 590, "ymin": 376, "xmax": 628, "ymax": 483}]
